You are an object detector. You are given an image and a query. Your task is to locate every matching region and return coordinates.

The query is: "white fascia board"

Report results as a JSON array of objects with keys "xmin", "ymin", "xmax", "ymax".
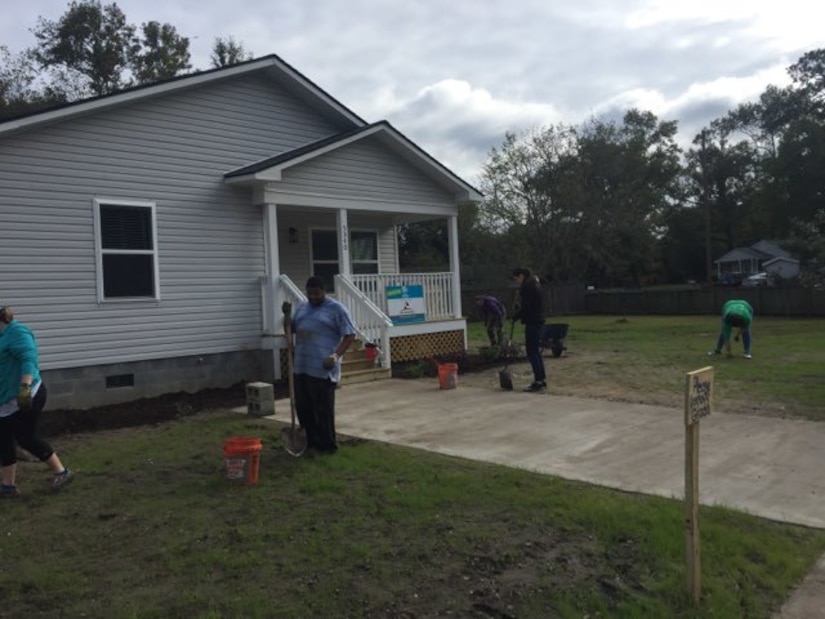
[
  {"xmin": 389, "ymin": 319, "xmax": 466, "ymax": 337},
  {"xmin": 262, "ymin": 188, "xmax": 458, "ymax": 217}
]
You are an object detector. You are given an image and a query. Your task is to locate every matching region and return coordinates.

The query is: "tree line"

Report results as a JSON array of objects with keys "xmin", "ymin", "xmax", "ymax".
[
  {"xmin": 461, "ymin": 49, "xmax": 825, "ymax": 289},
  {"xmin": 0, "ymin": 0, "xmax": 252, "ymax": 118}
]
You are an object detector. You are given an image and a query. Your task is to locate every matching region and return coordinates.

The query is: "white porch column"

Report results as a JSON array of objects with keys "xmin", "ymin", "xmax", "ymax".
[
  {"xmin": 448, "ymin": 214, "xmax": 462, "ymax": 319},
  {"xmin": 337, "ymin": 208, "xmax": 351, "ymax": 278},
  {"xmin": 263, "ymin": 203, "xmax": 283, "ymax": 380}
]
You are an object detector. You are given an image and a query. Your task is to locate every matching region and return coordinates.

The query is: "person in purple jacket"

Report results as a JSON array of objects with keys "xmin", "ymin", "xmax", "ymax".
[
  {"xmin": 475, "ymin": 295, "xmax": 507, "ymax": 347},
  {"xmin": 0, "ymin": 306, "xmax": 73, "ymax": 498}
]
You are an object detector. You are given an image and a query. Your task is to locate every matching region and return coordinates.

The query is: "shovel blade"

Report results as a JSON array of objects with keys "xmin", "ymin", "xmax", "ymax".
[
  {"xmin": 282, "ymin": 426, "xmax": 308, "ymax": 457},
  {"xmin": 499, "ymin": 369, "xmax": 513, "ymax": 391}
]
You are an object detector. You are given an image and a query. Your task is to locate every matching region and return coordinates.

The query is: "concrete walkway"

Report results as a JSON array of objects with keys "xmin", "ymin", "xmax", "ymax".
[{"xmin": 269, "ymin": 378, "xmax": 825, "ymax": 616}]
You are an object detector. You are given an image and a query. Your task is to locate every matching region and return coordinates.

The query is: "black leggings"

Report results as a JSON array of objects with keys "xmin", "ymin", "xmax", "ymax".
[{"xmin": 0, "ymin": 384, "xmax": 54, "ymax": 467}]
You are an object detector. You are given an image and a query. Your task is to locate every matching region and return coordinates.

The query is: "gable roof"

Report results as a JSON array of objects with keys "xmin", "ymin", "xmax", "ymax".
[
  {"xmin": 0, "ymin": 54, "xmax": 366, "ymax": 136},
  {"xmin": 714, "ymin": 247, "xmax": 769, "ymax": 263},
  {"xmin": 751, "ymin": 240, "xmax": 790, "ymax": 259},
  {"xmin": 763, "ymin": 256, "xmax": 799, "ymax": 267},
  {"xmin": 225, "ymin": 120, "xmax": 483, "ymax": 202},
  {"xmin": 715, "ymin": 240, "xmax": 792, "ymax": 264}
]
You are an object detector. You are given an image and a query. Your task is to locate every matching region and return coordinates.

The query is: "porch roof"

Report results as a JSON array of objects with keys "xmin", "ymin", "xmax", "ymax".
[
  {"xmin": 223, "ymin": 120, "xmax": 482, "ymax": 203},
  {"xmin": 714, "ymin": 247, "xmax": 772, "ymax": 264}
]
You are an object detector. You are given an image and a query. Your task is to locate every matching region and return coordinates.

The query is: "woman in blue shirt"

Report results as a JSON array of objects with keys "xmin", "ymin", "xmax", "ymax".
[{"xmin": 0, "ymin": 306, "xmax": 73, "ymax": 497}]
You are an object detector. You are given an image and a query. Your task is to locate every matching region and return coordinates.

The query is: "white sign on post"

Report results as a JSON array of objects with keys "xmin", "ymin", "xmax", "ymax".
[{"xmin": 684, "ymin": 365, "xmax": 714, "ymax": 603}]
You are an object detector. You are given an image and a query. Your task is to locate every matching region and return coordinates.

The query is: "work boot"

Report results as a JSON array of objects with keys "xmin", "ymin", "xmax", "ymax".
[{"xmin": 523, "ymin": 381, "xmax": 546, "ymax": 393}]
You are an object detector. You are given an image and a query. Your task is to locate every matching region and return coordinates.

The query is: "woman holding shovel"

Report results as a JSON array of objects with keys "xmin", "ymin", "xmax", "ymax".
[
  {"xmin": 289, "ymin": 277, "xmax": 357, "ymax": 454},
  {"xmin": 512, "ymin": 268, "xmax": 546, "ymax": 393}
]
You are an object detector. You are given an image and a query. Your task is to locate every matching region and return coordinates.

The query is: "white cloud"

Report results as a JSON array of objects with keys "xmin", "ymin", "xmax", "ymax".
[
  {"xmin": 598, "ymin": 63, "xmax": 791, "ymax": 119},
  {"xmin": 1, "ymin": 0, "xmax": 822, "ymax": 181}
]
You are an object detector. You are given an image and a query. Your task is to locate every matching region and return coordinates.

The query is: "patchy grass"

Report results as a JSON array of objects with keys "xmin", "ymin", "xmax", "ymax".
[
  {"xmin": 2, "ymin": 412, "xmax": 825, "ymax": 618},
  {"xmin": 467, "ymin": 315, "xmax": 825, "ymax": 420}
]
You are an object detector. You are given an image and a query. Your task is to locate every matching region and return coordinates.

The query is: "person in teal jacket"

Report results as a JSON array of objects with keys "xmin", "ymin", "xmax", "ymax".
[
  {"xmin": 0, "ymin": 306, "xmax": 74, "ymax": 497},
  {"xmin": 708, "ymin": 299, "xmax": 754, "ymax": 359}
]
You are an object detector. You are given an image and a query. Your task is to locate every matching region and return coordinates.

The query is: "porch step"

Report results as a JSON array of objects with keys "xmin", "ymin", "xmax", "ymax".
[
  {"xmin": 342, "ymin": 357, "xmax": 378, "ymax": 372},
  {"xmin": 338, "ymin": 342, "xmax": 390, "ymax": 385},
  {"xmin": 340, "ymin": 367, "xmax": 392, "ymax": 386}
]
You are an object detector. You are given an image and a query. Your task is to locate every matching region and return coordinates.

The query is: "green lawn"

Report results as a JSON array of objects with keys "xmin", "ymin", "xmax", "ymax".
[
  {"xmin": 468, "ymin": 315, "xmax": 825, "ymax": 419},
  {"xmin": 2, "ymin": 410, "xmax": 825, "ymax": 618},
  {"xmin": 3, "ymin": 315, "xmax": 825, "ymax": 617}
]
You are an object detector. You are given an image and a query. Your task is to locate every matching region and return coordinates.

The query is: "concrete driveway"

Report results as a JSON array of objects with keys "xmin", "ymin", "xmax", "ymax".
[{"xmin": 320, "ymin": 378, "xmax": 824, "ymax": 529}]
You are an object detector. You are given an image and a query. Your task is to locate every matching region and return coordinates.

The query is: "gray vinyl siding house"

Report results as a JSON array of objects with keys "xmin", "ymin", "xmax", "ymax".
[{"xmin": 0, "ymin": 55, "xmax": 480, "ymax": 409}]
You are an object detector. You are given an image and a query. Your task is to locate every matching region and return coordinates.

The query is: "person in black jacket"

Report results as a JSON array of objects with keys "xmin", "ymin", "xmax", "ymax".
[{"xmin": 512, "ymin": 268, "xmax": 546, "ymax": 392}]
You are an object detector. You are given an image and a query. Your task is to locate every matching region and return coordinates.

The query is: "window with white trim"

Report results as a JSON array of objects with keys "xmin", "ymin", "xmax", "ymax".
[
  {"xmin": 351, "ymin": 230, "xmax": 379, "ymax": 274},
  {"xmin": 94, "ymin": 199, "xmax": 159, "ymax": 301}
]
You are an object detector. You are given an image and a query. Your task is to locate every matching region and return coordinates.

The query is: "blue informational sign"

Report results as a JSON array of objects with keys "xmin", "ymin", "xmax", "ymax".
[{"xmin": 385, "ymin": 284, "xmax": 426, "ymax": 325}]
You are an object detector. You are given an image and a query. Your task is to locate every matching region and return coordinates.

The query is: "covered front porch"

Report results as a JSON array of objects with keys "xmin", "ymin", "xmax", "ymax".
[
  {"xmin": 257, "ymin": 209, "xmax": 467, "ymax": 374},
  {"xmin": 224, "ymin": 121, "xmax": 481, "ymax": 378}
]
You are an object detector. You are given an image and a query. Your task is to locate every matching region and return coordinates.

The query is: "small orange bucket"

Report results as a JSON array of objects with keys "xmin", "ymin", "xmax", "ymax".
[
  {"xmin": 437, "ymin": 362, "xmax": 458, "ymax": 390},
  {"xmin": 222, "ymin": 436, "xmax": 262, "ymax": 486},
  {"xmin": 364, "ymin": 342, "xmax": 378, "ymax": 363}
]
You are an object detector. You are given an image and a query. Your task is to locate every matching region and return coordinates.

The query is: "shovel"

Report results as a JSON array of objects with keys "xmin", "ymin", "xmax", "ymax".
[
  {"xmin": 281, "ymin": 301, "xmax": 307, "ymax": 457},
  {"xmin": 499, "ymin": 318, "xmax": 517, "ymax": 391}
]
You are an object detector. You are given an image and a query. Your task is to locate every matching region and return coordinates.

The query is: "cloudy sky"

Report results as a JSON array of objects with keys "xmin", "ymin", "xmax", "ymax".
[{"xmin": 2, "ymin": 0, "xmax": 822, "ymax": 184}]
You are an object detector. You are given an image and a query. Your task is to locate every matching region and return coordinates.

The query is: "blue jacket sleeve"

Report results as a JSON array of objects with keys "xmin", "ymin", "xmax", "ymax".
[{"xmin": 11, "ymin": 325, "xmax": 39, "ymax": 377}]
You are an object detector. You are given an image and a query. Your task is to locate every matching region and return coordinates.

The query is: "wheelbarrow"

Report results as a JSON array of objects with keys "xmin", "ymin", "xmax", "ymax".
[{"xmin": 540, "ymin": 323, "xmax": 569, "ymax": 358}]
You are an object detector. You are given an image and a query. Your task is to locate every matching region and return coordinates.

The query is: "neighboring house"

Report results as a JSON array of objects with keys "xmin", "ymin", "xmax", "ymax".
[
  {"xmin": 0, "ymin": 55, "xmax": 481, "ymax": 409},
  {"xmin": 763, "ymin": 256, "xmax": 800, "ymax": 280},
  {"xmin": 714, "ymin": 240, "xmax": 793, "ymax": 280}
]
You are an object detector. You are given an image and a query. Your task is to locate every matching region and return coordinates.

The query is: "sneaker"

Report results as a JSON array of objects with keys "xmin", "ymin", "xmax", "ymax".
[
  {"xmin": 707, "ymin": 350, "xmax": 721, "ymax": 356},
  {"xmin": 50, "ymin": 469, "xmax": 74, "ymax": 491},
  {"xmin": 0, "ymin": 483, "xmax": 20, "ymax": 498},
  {"xmin": 744, "ymin": 353, "xmax": 753, "ymax": 359},
  {"xmin": 523, "ymin": 381, "xmax": 546, "ymax": 393}
]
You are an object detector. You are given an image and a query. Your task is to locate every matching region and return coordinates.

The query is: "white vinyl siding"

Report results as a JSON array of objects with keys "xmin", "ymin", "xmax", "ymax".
[
  {"xmin": 0, "ymin": 73, "xmax": 350, "ymax": 370},
  {"xmin": 276, "ymin": 135, "xmax": 457, "ymax": 208}
]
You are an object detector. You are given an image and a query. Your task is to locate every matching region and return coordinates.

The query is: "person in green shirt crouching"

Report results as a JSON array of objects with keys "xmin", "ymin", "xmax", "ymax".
[{"xmin": 708, "ymin": 299, "xmax": 754, "ymax": 359}]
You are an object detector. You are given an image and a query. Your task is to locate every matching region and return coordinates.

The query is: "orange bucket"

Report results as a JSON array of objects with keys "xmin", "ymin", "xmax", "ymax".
[
  {"xmin": 364, "ymin": 343, "xmax": 378, "ymax": 362},
  {"xmin": 437, "ymin": 362, "xmax": 458, "ymax": 390},
  {"xmin": 222, "ymin": 436, "xmax": 262, "ymax": 486}
]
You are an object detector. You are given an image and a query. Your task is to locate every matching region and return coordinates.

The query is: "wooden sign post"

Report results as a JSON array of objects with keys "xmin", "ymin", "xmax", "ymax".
[{"xmin": 684, "ymin": 366, "xmax": 714, "ymax": 603}]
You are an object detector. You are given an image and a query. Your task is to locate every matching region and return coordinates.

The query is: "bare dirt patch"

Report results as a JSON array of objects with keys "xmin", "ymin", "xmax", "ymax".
[{"xmin": 38, "ymin": 381, "xmax": 287, "ymax": 437}]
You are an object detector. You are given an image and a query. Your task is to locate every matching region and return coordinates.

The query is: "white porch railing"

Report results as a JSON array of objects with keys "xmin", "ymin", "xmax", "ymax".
[
  {"xmin": 349, "ymin": 272, "xmax": 455, "ymax": 321},
  {"xmin": 260, "ymin": 274, "xmax": 307, "ymax": 335},
  {"xmin": 278, "ymin": 274, "xmax": 307, "ymax": 316},
  {"xmin": 334, "ymin": 275, "xmax": 393, "ymax": 368}
]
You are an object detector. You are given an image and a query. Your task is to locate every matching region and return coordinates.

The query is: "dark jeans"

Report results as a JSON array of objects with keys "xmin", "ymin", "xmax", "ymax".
[
  {"xmin": 524, "ymin": 323, "xmax": 546, "ymax": 383},
  {"xmin": 485, "ymin": 315, "xmax": 504, "ymax": 346},
  {"xmin": 293, "ymin": 374, "xmax": 337, "ymax": 451},
  {"xmin": 0, "ymin": 384, "xmax": 54, "ymax": 467},
  {"xmin": 716, "ymin": 325, "xmax": 752, "ymax": 353}
]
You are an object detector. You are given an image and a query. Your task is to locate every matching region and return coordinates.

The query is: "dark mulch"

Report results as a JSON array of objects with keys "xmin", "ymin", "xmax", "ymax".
[{"xmin": 39, "ymin": 381, "xmax": 289, "ymax": 438}]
